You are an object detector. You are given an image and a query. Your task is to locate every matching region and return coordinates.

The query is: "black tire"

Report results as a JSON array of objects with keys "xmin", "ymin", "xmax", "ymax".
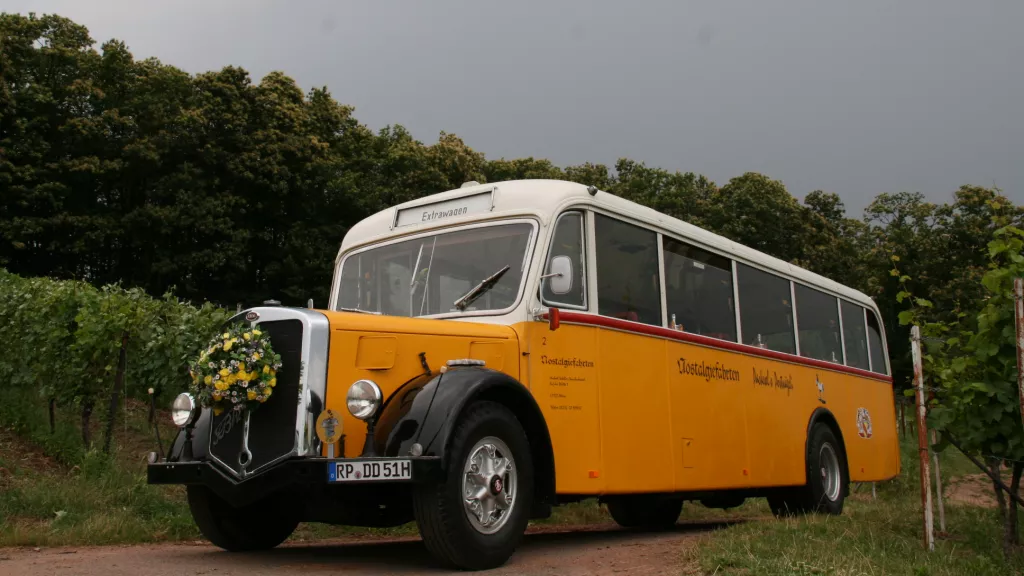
[
  {"xmin": 768, "ymin": 423, "xmax": 847, "ymax": 517},
  {"xmin": 187, "ymin": 485, "xmax": 299, "ymax": 551},
  {"xmin": 413, "ymin": 401, "xmax": 534, "ymax": 571},
  {"xmin": 606, "ymin": 495, "xmax": 683, "ymax": 529}
]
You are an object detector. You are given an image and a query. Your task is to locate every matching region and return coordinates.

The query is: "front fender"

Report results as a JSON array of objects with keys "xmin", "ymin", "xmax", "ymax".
[{"xmin": 373, "ymin": 367, "xmax": 547, "ymax": 471}]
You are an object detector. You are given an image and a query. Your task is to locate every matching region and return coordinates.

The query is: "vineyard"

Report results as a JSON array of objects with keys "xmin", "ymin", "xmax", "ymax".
[{"xmin": 0, "ymin": 269, "xmax": 229, "ymax": 453}]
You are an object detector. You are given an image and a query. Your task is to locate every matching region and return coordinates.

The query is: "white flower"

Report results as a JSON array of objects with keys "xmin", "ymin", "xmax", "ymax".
[{"xmin": 241, "ymin": 381, "xmax": 248, "ymax": 388}]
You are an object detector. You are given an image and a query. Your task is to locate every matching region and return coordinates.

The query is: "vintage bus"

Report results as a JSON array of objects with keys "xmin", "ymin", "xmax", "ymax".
[{"xmin": 149, "ymin": 180, "xmax": 899, "ymax": 571}]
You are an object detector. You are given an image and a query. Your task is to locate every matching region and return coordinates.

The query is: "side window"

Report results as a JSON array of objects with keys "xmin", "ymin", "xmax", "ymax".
[
  {"xmin": 737, "ymin": 264, "xmax": 795, "ymax": 354},
  {"xmin": 867, "ymin": 309, "xmax": 888, "ymax": 375},
  {"xmin": 840, "ymin": 300, "xmax": 869, "ymax": 370},
  {"xmin": 795, "ymin": 284, "xmax": 842, "ymax": 363},
  {"xmin": 663, "ymin": 237, "xmax": 736, "ymax": 342},
  {"xmin": 595, "ymin": 214, "xmax": 662, "ymax": 325},
  {"xmin": 541, "ymin": 211, "xmax": 586, "ymax": 308}
]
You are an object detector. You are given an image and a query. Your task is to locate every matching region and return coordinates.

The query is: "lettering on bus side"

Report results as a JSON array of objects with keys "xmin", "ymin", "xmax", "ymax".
[
  {"xmin": 540, "ymin": 355, "xmax": 594, "ymax": 412},
  {"xmin": 676, "ymin": 357, "xmax": 741, "ymax": 383},
  {"xmin": 752, "ymin": 368, "xmax": 794, "ymax": 396}
]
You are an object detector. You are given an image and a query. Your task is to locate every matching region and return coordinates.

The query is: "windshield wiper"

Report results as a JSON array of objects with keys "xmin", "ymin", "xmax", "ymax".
[
  {"xmin": 339, "ymin": 307, "xmax": 382, "ymax": 315},
  {"xmin": 453, "ymin": 265, "xmax": 510, "ymax": 312}
]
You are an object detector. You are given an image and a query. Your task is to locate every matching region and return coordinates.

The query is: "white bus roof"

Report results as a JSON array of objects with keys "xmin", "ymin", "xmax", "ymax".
[{"xmin": 338, "ymin": 179, "xmax": 879, "ymax": 313}]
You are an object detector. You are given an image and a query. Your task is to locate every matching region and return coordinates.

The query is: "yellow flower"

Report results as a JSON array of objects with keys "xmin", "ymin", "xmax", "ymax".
[
  {"xmin": 252, "ymin": 352, "xmax": 260, "ymax": 360},
  {"xmin": 264, "ymin": 387, "xmax": 273, "ymax": 398},
  {"xmin": 212, "ymin": 392, "xmax": 222, "ymax": 401},
  {"xmin": 262, "ymin": 365, "xmax": 270, "ymax": 374},
  {"xmin": 224, "ymin": 374, "xmax": 237, "ymax": 385},
  {"xmin": 223, "ymin": 340, "xmax": 233, "ymax": 351},
  {"xmin": 214, "ymin": 381, "xmax": 229, "ymax": 391},
  {"xmin": 243, "ymin": 332, "xmax": 251, "ymax": 341},
  {"xmin": 222, "ymin": 332, "xmax": 230, "ymax": 339},
  {"xmin": 218, "ymin": 368, "xmax": 230, "ymax": 377},
  {"xmin": 269, "ymin": 377, "xmax": 277, "ymax": 387},
  {"xmin": 247, "ymin": 389, "xmax": 257, "ymax": 401},
  {"xmin": 204, "ymin": 375, "xmax": 213, "ymax": 385},
  {"xmin": 253, "ymin": 329, "xmax": 262, "ymax": 336}
]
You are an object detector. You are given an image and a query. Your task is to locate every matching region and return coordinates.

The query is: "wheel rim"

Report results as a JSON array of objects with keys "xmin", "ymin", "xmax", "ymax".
[
  {"xmin": 461, "ymin": 436, "xmax": 517, "ymax": 535},
  {"xmin": 819, "ymin": 443, "xmax": 841, "ymax": 502}
]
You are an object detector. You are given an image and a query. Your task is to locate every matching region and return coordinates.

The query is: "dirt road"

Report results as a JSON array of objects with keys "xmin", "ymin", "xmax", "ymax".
[{"xmin": 0, "ymin": 521, "xmax": 732, "ymax": 576}]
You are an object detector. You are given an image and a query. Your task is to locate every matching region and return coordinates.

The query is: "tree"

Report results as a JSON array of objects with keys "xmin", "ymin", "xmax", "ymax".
[
  {"xmin": 865, "ymin": 187, "xmax": 1022, "ymax": 388},
  {"xmin": 705, "ymin": 172, "xmax": 811, "ymax": 263}
]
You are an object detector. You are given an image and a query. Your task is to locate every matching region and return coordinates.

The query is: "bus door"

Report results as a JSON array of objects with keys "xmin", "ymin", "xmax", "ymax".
[{"xmin": 530, "ymin": 211, "xmax": 602, "ymax": 494}]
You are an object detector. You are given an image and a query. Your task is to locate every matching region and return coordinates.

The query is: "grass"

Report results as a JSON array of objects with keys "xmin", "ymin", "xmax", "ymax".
[
  {"xmin": 0, "ymin": 388, "xmax": 199, "ymax": 546},
  {"xmin": 691, "ymin": 439, "xmax": 1024, "ymax": 576}
]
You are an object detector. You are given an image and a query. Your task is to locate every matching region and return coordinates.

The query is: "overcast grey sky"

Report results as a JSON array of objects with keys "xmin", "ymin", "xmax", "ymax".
[{"xmin": 9, "ymin": 0, "xmax": 1023, "ymax": 213}]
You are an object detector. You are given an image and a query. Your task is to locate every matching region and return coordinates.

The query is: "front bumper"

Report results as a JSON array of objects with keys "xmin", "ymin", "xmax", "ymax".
[{"xmin": 148, "ymin": 456, "xmax": 442, "ymax": 507}]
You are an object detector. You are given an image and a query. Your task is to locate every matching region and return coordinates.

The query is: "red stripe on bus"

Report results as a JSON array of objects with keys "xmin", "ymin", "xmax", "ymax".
[{"xmin": 544, "ymin": 310, "xmax": 893, "ymax": 384}]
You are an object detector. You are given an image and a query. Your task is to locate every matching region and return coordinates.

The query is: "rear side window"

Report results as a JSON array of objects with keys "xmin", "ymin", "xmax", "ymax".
[
  {"xmin": 595, "ymin": 214, "xmax": 662, "ymax": 325},
  {"xmin": 737, "ymin": 264, "xmax": 795, "ymax": 354},
  {"xmin": 841, "ymin": 300, "xmax": 870, "ymax": 370},
  {"xmin": 795, "ymin": 284, "xmax": 842, "ymax": 363},
  {"xmin": 541, "ymin": 211, "xmax": 586, "ymax": 308},
  {"xmin": 663, "ymin": 237, "xmax": 736, "ymax": 342},
  {"xmin": 867, "ymin": 309, "xmax": 888, "ymax": 375}
]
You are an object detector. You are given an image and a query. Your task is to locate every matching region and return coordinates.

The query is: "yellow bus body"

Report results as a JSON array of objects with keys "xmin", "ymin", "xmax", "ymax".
[{"xmin": 322, "ymin": 311, "xmax": 899, "ymax": 495}]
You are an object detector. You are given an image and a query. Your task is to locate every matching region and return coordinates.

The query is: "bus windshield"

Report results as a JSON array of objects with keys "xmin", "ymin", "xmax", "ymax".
[{"xmin": 335, "ymin": 222, "xmax": 534, "ymax": 317}]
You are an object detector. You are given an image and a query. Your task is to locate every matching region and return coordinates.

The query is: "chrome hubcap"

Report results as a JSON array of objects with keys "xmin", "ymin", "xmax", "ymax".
[
  {"xmin": 462, "ymin": 436, "xmax": 516, "ymax": 534},
  {"xmin": 819, "ymin": 443, "xmax": 841, "ymax": 502}
]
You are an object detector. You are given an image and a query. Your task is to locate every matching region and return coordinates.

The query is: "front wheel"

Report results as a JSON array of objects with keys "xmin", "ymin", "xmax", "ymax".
[
  {"xmin": 413, "ymin": 401, "xmax": 534, "ymax": 570},
  {"xmin": 187, "ymin": 485, "xmax": 299, "ymax": 551}
]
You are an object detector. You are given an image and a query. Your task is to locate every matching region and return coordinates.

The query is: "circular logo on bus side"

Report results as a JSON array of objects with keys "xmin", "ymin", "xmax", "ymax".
[
  {"xmin": 245, "ymin": 311, "xmax": 259, "ymax": 321},
  {"xmin": 856, "ymin": 408, "xmax": 873, "ymax": 439}
]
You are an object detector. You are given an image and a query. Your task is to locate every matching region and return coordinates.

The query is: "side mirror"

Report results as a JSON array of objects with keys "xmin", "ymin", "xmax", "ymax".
[{"xmin": 545, "ymin": 255, "xmax": 573, "ymax": 295}]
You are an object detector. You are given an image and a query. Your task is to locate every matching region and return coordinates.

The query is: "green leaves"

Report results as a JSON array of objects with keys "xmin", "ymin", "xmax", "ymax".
[
  {"xmin": 0, "ymin": 269, "xmax": 229, "ymax": 443},
  {"xmin": 898, "ymin": 217, "xmax": 1024, "ymax": 464}
]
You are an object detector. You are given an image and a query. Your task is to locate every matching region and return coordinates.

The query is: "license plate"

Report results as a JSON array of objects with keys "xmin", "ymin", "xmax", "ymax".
[{"xmin": 329, "ymin": 459, "xmax": 412, "ymax": 482}]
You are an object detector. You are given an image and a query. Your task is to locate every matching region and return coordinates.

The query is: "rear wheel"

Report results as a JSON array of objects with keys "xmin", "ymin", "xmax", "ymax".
[
  {"xmin": 606, "ymin": 495, "xmax": 683, "ymax": 529},
  {"xmin": 187, "ymin": 485, "xmax": 299, "ymax": 551},
  {"xmin": 768, "ymin": 423, "xmax": 847, "ymax": 517},
  {"xmin": 413, "ymin": 401, "xmax": 534, "ymax": 570}
]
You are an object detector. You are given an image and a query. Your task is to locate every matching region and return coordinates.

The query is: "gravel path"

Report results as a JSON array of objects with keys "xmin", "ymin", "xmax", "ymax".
[{"xmin": 0, "ymin": 521, "xmax": 734, "ymax": 576}]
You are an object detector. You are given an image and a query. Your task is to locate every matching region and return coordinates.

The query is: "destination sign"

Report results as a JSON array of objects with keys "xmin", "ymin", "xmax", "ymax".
[{"xmin": 394, "ymin": 190, "xmax": 493, "ymax": 227}]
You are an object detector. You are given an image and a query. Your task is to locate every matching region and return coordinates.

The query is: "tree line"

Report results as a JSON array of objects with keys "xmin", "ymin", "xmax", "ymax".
[{"xmin": 2, "ymin": 13, "xmax": 1022, "ymax": 391}]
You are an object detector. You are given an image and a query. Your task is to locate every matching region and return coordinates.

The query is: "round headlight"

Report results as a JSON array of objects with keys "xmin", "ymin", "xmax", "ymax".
[
  {"xmin": 171, "ymin": 393, "xmax": 197, "ymax": 427},
  {"xmin": 346, "ymin": 379, "xmax": 382, "ymax": 421}
]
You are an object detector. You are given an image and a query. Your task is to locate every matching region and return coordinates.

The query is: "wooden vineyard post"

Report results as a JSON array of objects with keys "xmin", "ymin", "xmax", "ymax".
[
  {"xmin": 1015, "ymin": 278, "xmax": 1024, "ymax": 437},
  {"xmin": 911, "ymin": 325, "xmax": 935, "ymax": 551},
  {"xmin": 931, "ymin": 430, "xmax": 946, "ymax": 533}
]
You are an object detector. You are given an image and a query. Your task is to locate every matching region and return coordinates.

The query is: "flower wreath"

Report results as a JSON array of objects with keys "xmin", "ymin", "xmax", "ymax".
[{"xmin": 189, "ymin": 323, "xmax": 282, "ymax": 416}]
